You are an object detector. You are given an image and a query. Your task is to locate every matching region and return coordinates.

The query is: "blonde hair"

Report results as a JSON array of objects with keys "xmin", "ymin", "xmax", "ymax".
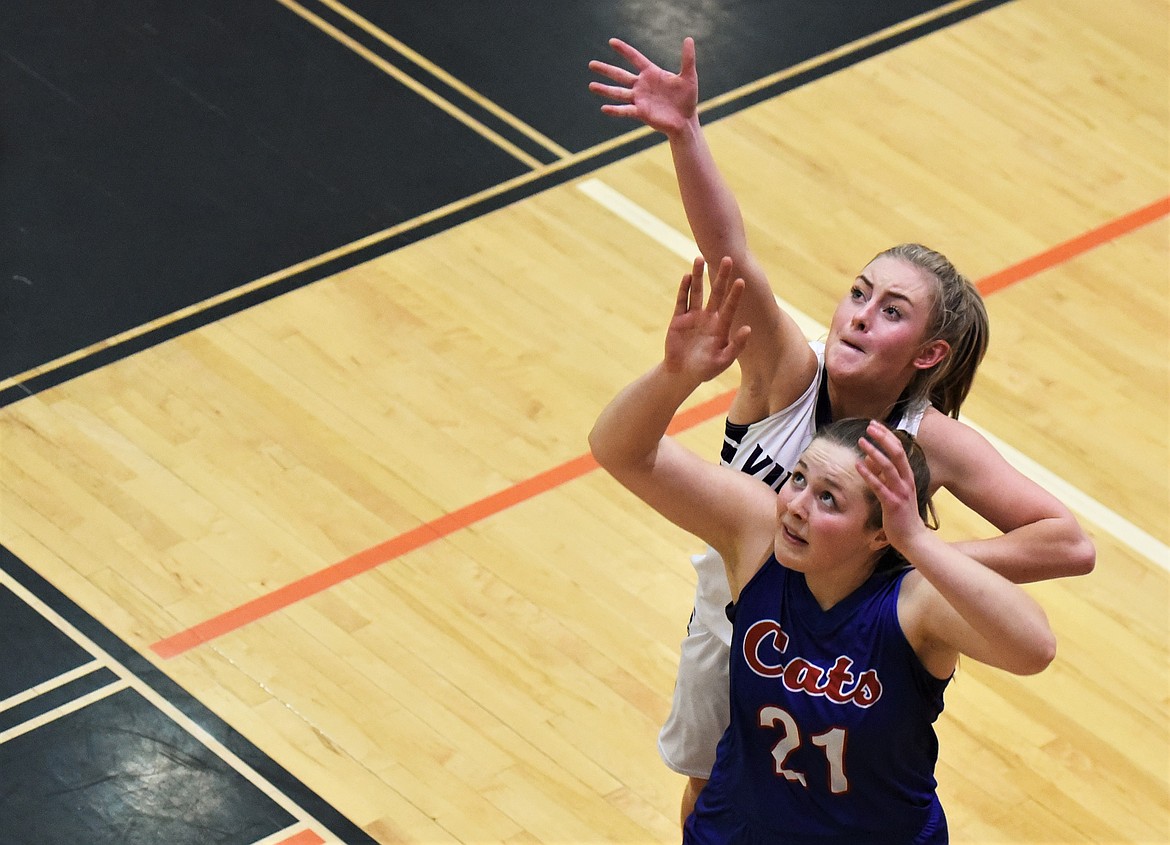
[{"xmin": 876, "ymin": 244, "xmax": 990, "ymax": 419}]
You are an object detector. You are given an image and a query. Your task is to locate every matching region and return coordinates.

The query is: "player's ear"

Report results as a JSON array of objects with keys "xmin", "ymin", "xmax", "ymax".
[{"xmin": 913, "ymin": 338, "xmax": 949, "ymax": 370}]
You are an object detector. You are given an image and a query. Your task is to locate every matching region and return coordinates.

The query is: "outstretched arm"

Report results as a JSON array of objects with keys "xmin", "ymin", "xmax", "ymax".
[
  {"xmin": 588, "ymin": 258, "xmax": 774, "ymax": 593},
  {"xmin": 917, "ymin": 411, "xmax": 1096, "ymax": 582},
  {"xmin": 857, "ymin": 422, "xmax": 1057, "ymax": 678},
  {"xmin": 589, "ymin": 38, "xmax": 815, "ymax": 420}
]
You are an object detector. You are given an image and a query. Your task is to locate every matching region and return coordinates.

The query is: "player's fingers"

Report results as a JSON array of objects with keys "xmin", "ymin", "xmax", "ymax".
[
  {"xmin": 674, "ymin": 272, "xmax": 692, "ymax": 316},
  {"xmin": 588, "ymin": 81, "xmax": 635, "ymax": 101},
  {"xmin": 609, "ymin": 37, "xmax": 652, "ymax": 69},
  {"xmin": 680, "ymin": 37, "xmax": 696, "ymax": 76},
  {"xmin": 689, "ymin": 257, "xmax": 705, "ymax": 309},
  {"xmin": 587, "ymin": 63, "xmax": 637, "ymax": 87},
  {"xmin": 599, "ymin": 103, "xmax": 639, "ymax": 118},
  {"xmin": 718, "ymin": 279, "xmax": 746, "ymax": 336}
]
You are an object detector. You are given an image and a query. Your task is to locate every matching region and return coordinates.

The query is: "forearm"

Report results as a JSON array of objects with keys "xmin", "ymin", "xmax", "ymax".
[
  {"xmin": 920, "ymin": 414, "xmax": 1097, "ymax": 583},
  {"xmin": 668, "ymin": 118, "xmax": 797, "ymax": 396},
  {"xmin": 906, "ymin": 532, "xmax": 1057, "ymax": 675},
  {"xmin": 589, "ymin": 362, "xmax": 702, "ymax": 476},
  {"xmin": 668, "ymin": 117, "xmax": 749, "ymax": 263},
  {"xmin": 950, "ymin": 516, "xmax": 1096, "ymax": 584}
]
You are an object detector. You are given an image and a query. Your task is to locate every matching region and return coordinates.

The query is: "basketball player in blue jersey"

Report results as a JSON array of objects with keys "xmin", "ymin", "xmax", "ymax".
[
  {"xmin": 590, "ymin": 37, "xmax": 1094, "ymax": 826},
  {"xmin": 589, "ymin": 258, "xmax": 1056, "ymax": 843}
]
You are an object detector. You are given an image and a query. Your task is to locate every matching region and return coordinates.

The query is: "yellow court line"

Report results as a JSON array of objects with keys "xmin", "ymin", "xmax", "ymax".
[
  {"xmin": 0, "ymin": 659, "xmax": 103, "ymax": 714},
  {"xmin": 316, "ymin": 0, "xmax": 573, "ymax": 160},
  {"xmin": 0, "ymin": 678, "xmax": 128, "ymax": 745},
  {"xmin": 697, "ymin": 0, "xmax": 987, "ymax": 112},
  {"xmin": 0, "ymin": 153, "xmax": 596, "ymax": 393},
  {"xmin": 0, "ymin": 1, "xmax": 986, "ymax": 395},
  {"xmin": 0, "ymin": 566, "xmax": 339, "ymax": 834},
  {"xmin": 272, "ymin": 0, "xmax": 544, "ymax": 169}
]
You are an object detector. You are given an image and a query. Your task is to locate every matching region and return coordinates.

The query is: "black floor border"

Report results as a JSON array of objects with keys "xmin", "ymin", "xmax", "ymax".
[
  {"xmin": 299, "ymin": 0, "xmax": 562, "ymax": 166},
  {"xmin": 0, "ymin": 666, "xmax": 120, "ymax": 734},
  {"xmin": 700, "ymin": 0, "xmax": 1013, "ymax": 123},
  {"xmin": 0, "ymin": 544, "xmax": 381, "ymax": 845},
  {"xmin": 0, "ymin": 141, "xmax": 646, "ymax": 409},
  {"xmin": 0, "ymin": 0, "xmax": 1013, "ymax": 410}
]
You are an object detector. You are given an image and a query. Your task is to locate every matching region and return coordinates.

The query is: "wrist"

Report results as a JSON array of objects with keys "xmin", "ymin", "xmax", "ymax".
[
  {"xmin": 655, "ymin": 360, "xmax": 706, "ymax": 394},
  {"xmin": 665, "ymin": 112, "xmax": 702, "ymax": 143},
  {"xmin": 893, "ymin": 527, "xmax": 946, "ymax": 568}
]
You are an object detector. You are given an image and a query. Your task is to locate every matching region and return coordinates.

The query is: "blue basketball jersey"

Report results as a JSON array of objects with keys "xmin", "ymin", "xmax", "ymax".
[{"xmin": 684, "ymin": 556, "xmax": 951, "ymax": 845}]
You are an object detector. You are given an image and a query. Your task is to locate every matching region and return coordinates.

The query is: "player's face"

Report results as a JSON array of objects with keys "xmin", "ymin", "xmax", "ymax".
[
  {"xmin": 775, "ymin": 440, "xmax": 886, "ymax": 574},
  {"xmin": 825, "ymin": 256, "xmax": 940, "ymax": 388}
]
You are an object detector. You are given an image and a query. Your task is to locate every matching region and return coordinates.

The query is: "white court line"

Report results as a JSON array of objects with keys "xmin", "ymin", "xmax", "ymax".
[
  {"xmin": 0, "ymin": 659, "xmax": 102, "ymax": 714},
  {"xmin": 578, "ymin": 177, "xmax": 1170, "ymax": 574},
  {"xmin": 0, "ymin": 678, "xmax": 127, "ymax": 745},
  {"xmin": 0, "ymin": 568, "xmax": 345, "ymax": 844},
  {"xmin": 579, "ymin": 179, "xmax": 827, "ymax": 343}
]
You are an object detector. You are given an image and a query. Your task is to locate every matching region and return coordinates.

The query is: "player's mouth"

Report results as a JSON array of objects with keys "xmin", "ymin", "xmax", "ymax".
[{"xmin": 781, "ymin": 524, "xmax": 807, "ymax": 546}]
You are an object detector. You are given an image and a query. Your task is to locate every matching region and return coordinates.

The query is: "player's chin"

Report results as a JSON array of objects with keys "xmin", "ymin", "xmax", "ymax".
[
  {"xmin": 825, "ymin": 338, "xmax": 867, "ymax": 368},
  {"xmin": 774, "ymin": 535, "xmax": 809, "ymax": 569}
]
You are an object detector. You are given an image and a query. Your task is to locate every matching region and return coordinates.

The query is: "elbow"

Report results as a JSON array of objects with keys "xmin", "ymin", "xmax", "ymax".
[
  {"xmin": 1050, "ymin": 516, "xmax": 1097, "ymax": 577},
  {"xmin": 1071, "ymin": 533, "xmax": 1097, "ymax": 576},
  {"xmin": 588, "ymin": 419, "xmax": 633, "ymax": 476},
  {"xmin": 1023, "ymin": 633, "xmax": 1057, "ymax": 676},
  {"xmin": 587, "ymin": 422, "xmax": 614, "ymax": 471},
  {"xmin": 1057, "ymin": 525, "xmax": 1096, "ymax": 577},
  {"xmin": 1011, "ymin": 624, "xmax": 1057, "ymax": 676}
]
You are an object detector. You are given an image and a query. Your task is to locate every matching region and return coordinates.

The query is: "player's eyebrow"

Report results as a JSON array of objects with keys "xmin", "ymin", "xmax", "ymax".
[{"xmin": 857, "ymin": 272, "xmax": 914, "ymax": 305}]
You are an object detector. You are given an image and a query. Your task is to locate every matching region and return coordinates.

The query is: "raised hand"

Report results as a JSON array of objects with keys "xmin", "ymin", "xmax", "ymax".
[
  {"xmin": 665, "ymin": 256, "xmax": 751, "ymax": 382},
  {"xmin": 588, "ymin": 37, "xmax": 698, "ymax": 136},
  {"xmin": 855, "ymin": 422, "xmax": 930, "ymax": 553}
]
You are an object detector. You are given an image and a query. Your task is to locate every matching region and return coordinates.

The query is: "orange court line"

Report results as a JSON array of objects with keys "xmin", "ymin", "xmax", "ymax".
[
  {"xmin": 278, "ymin": 830, "xmax": 326, "ymax": 845},
  {"xmin": 152, "ymin": 452, "xmax": 603, "ymax": 658},
  {"xmin": 978, "ymin": 195, "xmax": 1170, "ymax": 296},
  {"xmin": 150, "ymin": 196, "xmax": 1168, "ymax": 659}
]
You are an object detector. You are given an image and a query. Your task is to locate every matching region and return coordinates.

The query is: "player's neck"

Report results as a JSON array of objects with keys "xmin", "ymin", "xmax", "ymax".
[
  {"xmin": 826, "ymin": 378, "xmax": 905, "ymax": 424},
  {"xmin": 803, "ymin": 559, "xmax": 877, "ymax": 611}
]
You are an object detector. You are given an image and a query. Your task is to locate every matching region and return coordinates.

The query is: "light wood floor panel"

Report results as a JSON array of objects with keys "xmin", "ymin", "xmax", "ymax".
[
  {"xmin": 596, "ymin": 0, "xmax": 1167, "ymax": 308},
  {"xmin": 977, "ymin": 225, "xmax": 1169, "ymax": 538},
  {"xmin": 0, "ymin": 0, "xmax": 1166, "ymax": 842}
]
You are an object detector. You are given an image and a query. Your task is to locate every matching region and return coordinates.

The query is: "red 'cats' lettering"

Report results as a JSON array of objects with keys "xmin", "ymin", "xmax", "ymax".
[{"xmin": 743, "ymin": 619, "xmax": 883, "ymax": 708}]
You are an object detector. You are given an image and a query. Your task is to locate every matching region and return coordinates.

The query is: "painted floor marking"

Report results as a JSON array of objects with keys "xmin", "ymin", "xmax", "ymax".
[
  {"xmin": 149, "ymin": 184, "xmax": 1170, "ymax": 657},
  {"xmin": 0, "ymin": 568, "xmax": 347, "ymax": 843},
  {"xmin": 578, "ymin": 178, "xmax": 1170, "ymax": 573}
]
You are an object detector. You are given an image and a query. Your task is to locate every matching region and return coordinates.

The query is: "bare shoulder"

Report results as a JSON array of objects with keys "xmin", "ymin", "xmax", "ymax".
[
  {"xmin": 912, "ymin": 408, "xmax": 995, "ymax": 490},
  {"xmin": 914, "ymin": 406, "xmax": 984, "ymax": 448},
  {"xmin": 766, "ymin": 335, "xmax": 819, "ymax": 413},
  {"xmin": 895, "ymin": 570, "xmax": 935, "ymax": 648},
  {"xmin": 895, "ymin": 569, "xmax": 960, "ymax": 679}
]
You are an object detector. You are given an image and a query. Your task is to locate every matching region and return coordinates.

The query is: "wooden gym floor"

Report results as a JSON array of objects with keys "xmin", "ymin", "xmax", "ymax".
[{"xmin": 0, "ymin": 0, "xmax": 1167, "ymax": 842}]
